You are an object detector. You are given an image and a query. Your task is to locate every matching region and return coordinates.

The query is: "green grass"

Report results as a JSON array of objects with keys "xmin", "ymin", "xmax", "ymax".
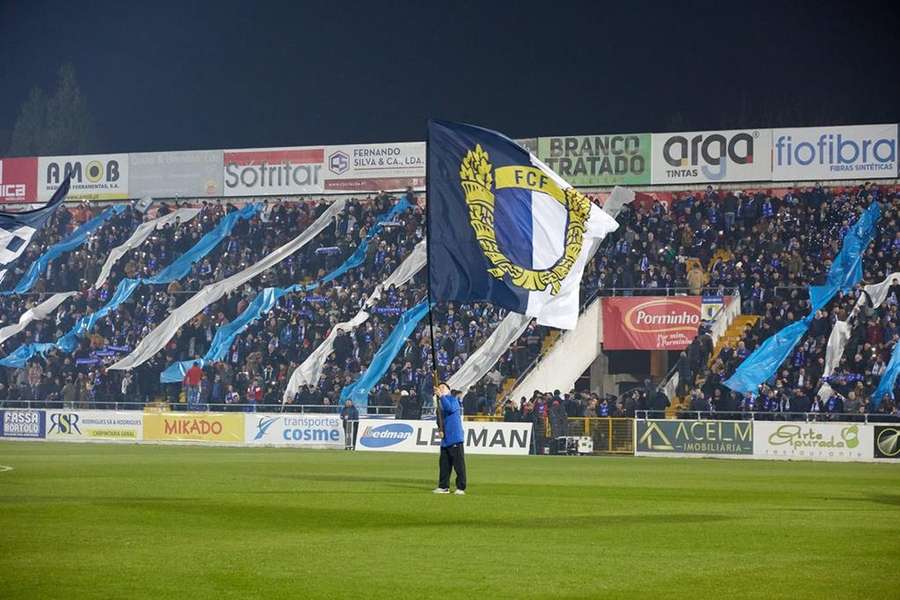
[{"xmin": 1, "ymin": 442, "xmax": 898, "ymax": 599}]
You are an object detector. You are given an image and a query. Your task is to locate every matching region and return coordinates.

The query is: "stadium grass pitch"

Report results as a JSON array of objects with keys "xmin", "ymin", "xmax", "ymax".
[{"xmin": 1, "ymin": 442, "xmax": 898, "ymax": 599}]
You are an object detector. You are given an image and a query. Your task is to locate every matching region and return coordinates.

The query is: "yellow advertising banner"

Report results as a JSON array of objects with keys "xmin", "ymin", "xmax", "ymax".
[{"xmin": 143, "ymin": 413, "xmax": 244, "ymax": 443}]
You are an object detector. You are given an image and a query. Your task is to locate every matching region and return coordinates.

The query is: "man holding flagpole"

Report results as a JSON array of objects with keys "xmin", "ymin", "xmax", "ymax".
[
  {"xmin": 432, "ymin": 382, "xmax": 466, "ymax": 495},
  {"xmin": 425, "ymin": 120, "xmax": 621, "ymax": 493}
]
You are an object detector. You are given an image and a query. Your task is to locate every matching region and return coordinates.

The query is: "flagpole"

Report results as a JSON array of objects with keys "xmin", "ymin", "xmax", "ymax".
[{"xmin": 424, "ymin": 122, "xmax": 444, "ymax": 433}]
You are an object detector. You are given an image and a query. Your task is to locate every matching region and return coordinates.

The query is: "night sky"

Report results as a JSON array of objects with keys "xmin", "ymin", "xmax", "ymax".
[{"xmin": 1, "ymin": 0, "xmax": 899, "ymax": 155}]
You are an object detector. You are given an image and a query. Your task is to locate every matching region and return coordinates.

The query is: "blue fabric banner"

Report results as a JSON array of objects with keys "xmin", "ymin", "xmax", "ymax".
[
  {"xmin": 725, "ymin": 201, "xmax": 882, "ymax": 395},
  {"xmin": 723, "ymin": 318, "xmax": 812, "ymax": 395},
  {"xmin": 808, "ymin": 203, "xmax": 881, "ymax": 311},
  {"xmin": 871, "ymin": 341, "xmax": 900, "ymax": 409},
  {"xmin": 2, "ymin": 204, "xmax": 125, "ymax": 296},
  {"xmin": 340, "ymin": 300, "xmax": 430, "ymax": 409},
  {"xmin": 159, "ymin": 286, "xmax": 287, "ymax": 382},
  {"xmin": 0, "ymin": 205, "xmax": 260, "ymax": 368},
  {"xmin": 158, "ymin": 199, "xmax": 412, "ymax": 383}
]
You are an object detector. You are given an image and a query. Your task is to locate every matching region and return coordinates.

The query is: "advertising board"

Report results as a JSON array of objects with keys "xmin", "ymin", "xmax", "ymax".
[
  {"xmin": 45, "ymin": 410, "xmax": 142, "ymax": 442},
  {"xmin": 323, "ymin": 142, "xmax": 424, "ymax": 192},
  {"xmin": 772, "ymin": 124, "xmax": 897, "ymax": 181},
  {"xmin": 538, "ymin": 133, "xmax": 651, "ymax": 186},
  {"xmin": 355, "ymin": 419, "xmax": 532, "ymax": 455},
  {"xmin": 244, "ymin": 413, "xmax": 345, "ymax": 448},
  {"xmin": 635, "ymin": 419, "xmax": 753, "ymax": 456},
  {"xmin": 650, "ymin": 128, "xmax": 771, "ymax": 184},
  {"xmin": 38, "ymin": 154, "xmax": 129, "ymax": 201},
  {"xmin": 223, "ymin": 147, "xmax": 324, "ymax": 197},
  {"xmin": 873, "ymin": 425, "xmax": 900, "ymax": 460},
  {"xmin": 142, "ymin": 413, "xmax": 244, "ymax": 443},
  {"xmin": 753, "ymin": 421, "xmax": 873, "ymax": 462},
  {"xmin": 0, "ymin": 157, "xmax": 38, "ymax": 204},
  {"xmin": 0, "ymin": 409, "xmax": 45, "ymax": 438},
  {"xmin": 602, "ymin": 296, "xmax": 702, "ymax": 350},
  {"xmin": 130, "ymin": 150, "xmax": 224, "ymax": 198}
]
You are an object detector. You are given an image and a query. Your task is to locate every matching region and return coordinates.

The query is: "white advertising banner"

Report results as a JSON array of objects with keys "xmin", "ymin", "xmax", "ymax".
[
  {"xmin": 44, "ymin": 410, "xmax": 143, "ymax": 442},
  {"xmin": 772, "ymin": 124, "xmax": 897, "ymax": 181},
  {"xmin": 38, "ymin": 154, "xmax": 130, "ymax": 201},
  {"xmin": 753, "ymin": 421, "xmax": 873, "ymax": 462},
  {"xmin": 323, "ymin": 142, "xmax": 425, "ymax": 192},
  {"xmin": 650, "ymin": 128, "xmax": 771, "ymax": 184},
  {"xmin": 130, "ymin": 150, "xmax": 224, "ymax": 198},
  {"xmin": 223, "ymin": 146, "xmax": 324, "ymax": 197},
  {"xmin": 354, "ymin": 419, "xmax": 532, "ymax": 455},
  {"xmin": 244, "ymin": 412, "xmax": 345, "ymax": 448}
]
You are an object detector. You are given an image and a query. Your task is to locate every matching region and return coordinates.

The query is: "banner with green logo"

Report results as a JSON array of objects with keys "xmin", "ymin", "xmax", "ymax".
[
  {"xmin": 538, "ymin": 133, "xmax": 651, "ymax": 186},
  {"xmin": 753, "ymin": 422, "xmax": 873, "ymax": 462},
  {"xmin": 635, "ymin": 419, "xmax": 753, "ymax": 455}
]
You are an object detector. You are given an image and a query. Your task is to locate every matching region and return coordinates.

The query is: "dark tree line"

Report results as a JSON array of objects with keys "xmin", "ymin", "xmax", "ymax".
[{"xmin": 7, "ymin": 63, "xmax": 100, "ymax": 157}]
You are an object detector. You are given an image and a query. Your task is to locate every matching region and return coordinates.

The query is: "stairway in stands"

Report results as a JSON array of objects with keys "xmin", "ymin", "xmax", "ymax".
[{"xmin": 665, "ymin": 314, "xmax": 759, "ymax": 417}]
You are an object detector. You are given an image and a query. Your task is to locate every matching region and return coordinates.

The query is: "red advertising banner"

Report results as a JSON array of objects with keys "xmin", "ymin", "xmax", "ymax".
[
  {"xmin": 0, "ymin": 157, "xmax": 38, "ymax": 204},
  {"xmin": 602, "ymin": 296, "xmax": 702, "ymax": 350}
]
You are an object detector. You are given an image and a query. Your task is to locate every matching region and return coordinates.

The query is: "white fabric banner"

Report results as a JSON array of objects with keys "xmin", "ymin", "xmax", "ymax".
[
  {"xmin": 447, "ymin": 312, "xmax": 531, "ymax": 395},
  {"xmin": 109, "ymin": 199, "xmax": 347, "ymax": 370},
  {"xmin": 93, "ymin": 207, "xmax": 201, "ymax": 289},
  {"xmin": 0, "ymin": 292, "xmax": 78, "ymax": 347},
  {"xmin": 864, "ymin": 272, "xmax": 900, "ymax": 309},
  {"xmin": 282, "ymin": 240, "xmax": 426, "ymax": 401},
  {"xmin": 822, "ymin": 320, "xmax": 851, "ymax": 379}
]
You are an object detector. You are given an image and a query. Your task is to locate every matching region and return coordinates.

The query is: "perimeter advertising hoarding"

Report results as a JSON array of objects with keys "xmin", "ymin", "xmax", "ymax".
[
  {"xmin": 130, "ymin": 150, "xmax": 224, "ymax": 198},
  {"xmin": 323, "ymin": 142, "xmax": 425, "ymax": 192},
  {"xmin": 0, "ymin": 409, "xmax": 45, "ymax": 439},
  {"xmin": 143, "ymin": 413, "xmax": 244, "ymax": 443},
  {"xmin": 771, "ymin": 124, "xmax": 897, "ymax": 181},
  {"xmin": 38, "ymin": 154, "xmax": 129, "ymax": 201},
  {"xmin": 650, "ymin": 128, "xmax": 772, "ymax": 184},
  {"xmin": 873, "ymin": 425, "xmax": 900, "ymax": 460},
  {"xmin": 753, "ymin": 422, "xmax": 873, "ymax": 462},
  {"xmin": 244, "ymin": 413, "xmax": 345, "ymax": 448},
  {"xmin": 602, "ymin": 296, "xmax": 702, "ymax": 350},
  {"xmin": 355, "ymin": 419, "xmax": 532, "ymax": 455},
  {"xmin": 44, "ymin": 410, "xmax": 143, "ymax": 442},
  {"xmin": 0, "ymin": 157, "xmax": 38, "ymax": 203},
  {"xmin": 223, "ymin": 147, "xmax": 324, "ymax": 197},
  {"xmin": 635, "ymin": 420, "xmax": 753, "ymax": 456},
  {"xmin": 538, "ymin": 133, "xmax": 651, "ymax": 186}
]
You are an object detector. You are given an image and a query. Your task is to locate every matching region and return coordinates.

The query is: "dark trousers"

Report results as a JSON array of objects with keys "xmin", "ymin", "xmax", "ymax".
[{"xmin": 438, "ymin": 443, "xmax": 467, "ymax": 491}]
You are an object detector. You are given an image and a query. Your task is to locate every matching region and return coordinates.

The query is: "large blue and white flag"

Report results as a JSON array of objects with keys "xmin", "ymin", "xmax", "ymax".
[
  {"xmin": 0, "ymin": 176, "xmax": 70, "ymax": 284},
  {"xmin": 428, "ymin": 121, "xmax": 618, "ymax": 329}
]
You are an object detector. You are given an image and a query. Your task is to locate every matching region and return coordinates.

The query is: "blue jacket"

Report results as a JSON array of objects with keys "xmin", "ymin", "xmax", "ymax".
[{"xmin": 440, "ymin": 394, "xmax": 465, "ymax": 447}]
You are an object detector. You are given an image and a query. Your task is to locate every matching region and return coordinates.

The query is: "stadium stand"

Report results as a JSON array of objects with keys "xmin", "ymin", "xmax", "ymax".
[{"xmin": 0, "ymin": 184, "xmax": 897, "ymax": 419}]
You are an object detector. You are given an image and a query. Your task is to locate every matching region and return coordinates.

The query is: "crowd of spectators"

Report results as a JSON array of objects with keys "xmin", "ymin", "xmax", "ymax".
[{"xmin": 0, "ymin": 182, "xmax": 897, "ymax": 418}]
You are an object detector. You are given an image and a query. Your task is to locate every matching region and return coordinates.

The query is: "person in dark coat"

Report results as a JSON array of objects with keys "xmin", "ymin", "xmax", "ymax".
[
  {"xmin": 548, "ymin": 400, "xmax": 569, "ymax": 454},
  {"xmin": 339, "ymin": 399, "xmax": 359, "ymax": 449}
]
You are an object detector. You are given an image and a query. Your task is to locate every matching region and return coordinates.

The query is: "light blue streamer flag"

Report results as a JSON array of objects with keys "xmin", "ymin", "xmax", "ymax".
[
  {"xmin": 870, "ymin": 341, "xmax": 900, "ymax": 409},
  {"xmin": 159, "ymin": 198, "xmax": 412, "ymax": 383},
  {"xmin": 339, "ymin": 300, "xmax": 430, "ymax": 409},
  {"xmin": 808, "ymin": 202, "xmax": 881, "ymax": 311},
  {"xmin": 0, "ymin": 204, "xmax": 260, "ymax": 368},
  {"xmin": 724, "ymin": 202, "xmax": 881, "ymax": 395},
  {"xmin": 1, "ymin": 204, "xmax": 126, "ymax": 296}
]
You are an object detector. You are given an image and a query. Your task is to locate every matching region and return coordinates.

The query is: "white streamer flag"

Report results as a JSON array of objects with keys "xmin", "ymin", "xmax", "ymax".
[
  {"xmin": 109, "ymin": 199, "xmax": 347, "ymax": 371},
  {"xmin": 863, "ymin": 272, "xmax": 900, "ymax": 309},
  {"xmin": 94, "ymin": 207, "xmax": 201, "ymax": 289},
  {"xmin": 0, "ymin": 292, "xmax": 78, "ymax": 347},
  {"xmin": 282, "ymin": 240, "xmax": 426, "ymax": 401}
]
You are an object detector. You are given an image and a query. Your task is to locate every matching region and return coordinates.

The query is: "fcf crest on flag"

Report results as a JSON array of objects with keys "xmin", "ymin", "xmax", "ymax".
[{"xmin": 427, "ymin": 120, "xmax": 619, "ymax": 329}]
